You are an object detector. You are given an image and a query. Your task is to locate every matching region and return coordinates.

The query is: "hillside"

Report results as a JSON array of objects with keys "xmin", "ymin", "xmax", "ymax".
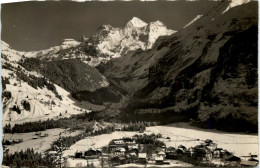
[
  {"xmin": 99, "ymin": 1, "xmax": 258, "ymax": 132},
  {"xmin": 1, "ymin": 42, "xmax": 93, "ymax": 126}
]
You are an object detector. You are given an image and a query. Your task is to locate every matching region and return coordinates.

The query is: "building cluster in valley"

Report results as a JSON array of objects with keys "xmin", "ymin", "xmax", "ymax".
[{"xmin": 46, "ymin": 134, "xmax": 259, "ymax": 167}]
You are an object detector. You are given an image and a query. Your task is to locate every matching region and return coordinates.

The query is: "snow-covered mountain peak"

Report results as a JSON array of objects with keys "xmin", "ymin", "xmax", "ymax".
[
  {"xmin": 222, "ymin": 0, "xmax": 251, "ymax": 14},
  {"xmin": 126, "ymin": 17, "xmax": 148, "ymax": 28}
]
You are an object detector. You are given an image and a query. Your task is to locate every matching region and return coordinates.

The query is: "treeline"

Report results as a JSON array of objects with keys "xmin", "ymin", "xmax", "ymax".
[
  {"xmin": 51, "ymin": 133, "xmax": 85, "ymax": 151},
  {"xmin": 132, "ymin": 133, "xmax": 165, "ymax": 156},
  {"xmin": 192, "ymin": 113, "xmax": 258, "ymax": 133},
  {"xmin": 3, "ymin": 118, "xmax": 94, "ymax": 133},
  {"xmin": 51, "ymin": 125, "xmax": 115, "ymax": 150},
  {"xmin": 135, "ymin": 133, "xmax": 165, "ymax": 147},
  {"xmin": 2, "ymin": 148, "xmax": 55, "ymax": 168},
  {"xmin": 121, "ymin": 121, "xmax": 157, "ymax": 132},
  {"xmin": 3, "ymin": 117, "xmax": 111, "ymax": 134}
]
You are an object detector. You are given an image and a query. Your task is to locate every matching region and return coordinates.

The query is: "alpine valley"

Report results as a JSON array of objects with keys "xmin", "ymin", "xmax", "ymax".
[{"xmin": 1, "ymin": 0, "xmax": 258, "ymax": 134}]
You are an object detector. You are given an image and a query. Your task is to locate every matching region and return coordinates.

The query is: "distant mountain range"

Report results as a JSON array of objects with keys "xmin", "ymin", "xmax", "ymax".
[
  {"xmin": 1, "ymin": 0, "xmax": 258, "ymax": 132},
  {"xmin": 21, "ymin": 17, "xmax": 175, "ymax": 67}
]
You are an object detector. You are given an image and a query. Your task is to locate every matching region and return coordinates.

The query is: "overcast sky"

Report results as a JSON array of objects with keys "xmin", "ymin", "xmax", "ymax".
[{"xmin": 1, "ymin": 1, "xmax": 219, "ymax": 51}]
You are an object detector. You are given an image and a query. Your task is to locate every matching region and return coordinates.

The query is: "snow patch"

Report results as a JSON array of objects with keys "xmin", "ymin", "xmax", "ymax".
[
  {"xmin": 222, "ymin": 0, "xmax": 251, "ymax": 14},
  {"xmin": 184, "ymin": 15, "xmax": 203, "ymax": 28}
]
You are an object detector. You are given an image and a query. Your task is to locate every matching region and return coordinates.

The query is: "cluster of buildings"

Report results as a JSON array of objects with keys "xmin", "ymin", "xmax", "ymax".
[
  {"xmin": 108, "ymin": 138, "xmax": 140, "ymax": 166},
  {"xmin": 106, "ymin": 137, "xmax": 259, "ymax": 167},
  {"xmin": 63, "ymin": 136, "xmax": 258, "ymax": 167},
  {"xmin": 74, "ymin": 149, "xmax": 102, "ymax": 159}
]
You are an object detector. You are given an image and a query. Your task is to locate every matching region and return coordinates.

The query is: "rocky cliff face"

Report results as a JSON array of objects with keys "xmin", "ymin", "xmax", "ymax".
[{"xmin": 100, "ymin": 1, "xmax": 258, "ymax": 132}]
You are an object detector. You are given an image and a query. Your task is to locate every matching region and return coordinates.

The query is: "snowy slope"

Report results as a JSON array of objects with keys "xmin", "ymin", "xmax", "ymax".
[
  {"xmin": 22, "ymin": 38, "xmax": 81, "ymax": 60},
  {"xmin": 184, "ymin": 15, "xmax": 203, "ymax": 28},
  {"xmin": 1, "ymin": 41, "xmax": 91, "ymax": 125},
  {"xmin": 147, "ymin": 21, "xmax": 176, "ymax": 48}
]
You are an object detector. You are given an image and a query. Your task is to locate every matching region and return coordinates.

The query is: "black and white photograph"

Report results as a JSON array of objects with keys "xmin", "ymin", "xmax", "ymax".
[{"xmin": 0, "ymin": 0, "xmax": 259, "ymax": 167}]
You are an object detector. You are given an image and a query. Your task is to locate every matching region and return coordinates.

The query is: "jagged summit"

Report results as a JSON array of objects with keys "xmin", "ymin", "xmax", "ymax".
[{"xmin": 126, "ymin": 17, "xmax": 148, "ymax": 28}]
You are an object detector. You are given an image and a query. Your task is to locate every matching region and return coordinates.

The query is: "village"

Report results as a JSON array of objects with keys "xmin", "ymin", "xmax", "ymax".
[{"xmin": 46, "ymin": 131, "xmax": 259, "ymax": 168}]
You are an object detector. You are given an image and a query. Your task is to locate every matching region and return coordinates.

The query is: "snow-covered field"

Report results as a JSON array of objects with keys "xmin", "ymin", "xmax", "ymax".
[
  {"xmin": 65, "ymin": 158, "xmax": 102, "ymax": 168},
  {"xmin": 3, "ymin": 128, "xmax": 82, "ymax": 154},
  {"xmin": 64, "ymin": 123, "xmax": 258, "ymax": 159},
  {"xmin": 63, "ymin": 131, "xmax": 139, "ymax": 157}
]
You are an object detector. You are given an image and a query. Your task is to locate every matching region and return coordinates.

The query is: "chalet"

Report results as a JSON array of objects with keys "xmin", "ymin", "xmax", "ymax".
[
  {"xmin": 176, "ymin": 148, "xmax": 184, "ymax": 155},
  {"xmin": 166, "ymin": 149, "xmax": 177, "ymax": 160},
  {"xmin": 167, "ymin": 146, "xmax": 175, "ymax": 151},
  {"xmin": 125, "ymin": 138, "xmax": 136, "ymax": 147},
  {"xmin": 155, "ymin": 156, "xmax": 164, "ymax": 165},
  {"xmin": 178, "ymin": 145, "xmax": 187, "ymax": 151},
  {"xmin": 75, "ymin": 151, "xmax": 83, "ymax": 158},
  {"xmin": 84, "ymin": 149, "xmax": 101, "ymax": 157},
  {"xmin": 157, "ymin": 151, "xmax": 166, "ymax": 158},
  {"xmin": 194, "ymin": 146, "xmax": 212, "ymax": 160},
  {"xmin": 109, "ymin": 139, "xmax": 126, "ymax": 153},
  {"xmin": 205, "ymin": 139, "xmax": 213, "ymax": 144},
  {"xmin": 138, "ymin": 153, "xmax": 147, "ymax": 164}
]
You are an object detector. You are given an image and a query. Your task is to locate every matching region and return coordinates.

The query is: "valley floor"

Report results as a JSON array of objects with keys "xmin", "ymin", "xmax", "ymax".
[
  {"xmin": 3, "ymin": 122, "xmax": 258, "ymax": 167},
  {"xmin": 3, "ymin": 128, "xmax": 82, "ymax": 154}
]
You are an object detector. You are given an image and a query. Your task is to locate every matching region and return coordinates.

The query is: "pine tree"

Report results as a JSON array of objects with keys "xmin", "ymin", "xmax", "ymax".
[{"xmin": 52, "ymin": 133, "xmax": 67, "ymax": 168}]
